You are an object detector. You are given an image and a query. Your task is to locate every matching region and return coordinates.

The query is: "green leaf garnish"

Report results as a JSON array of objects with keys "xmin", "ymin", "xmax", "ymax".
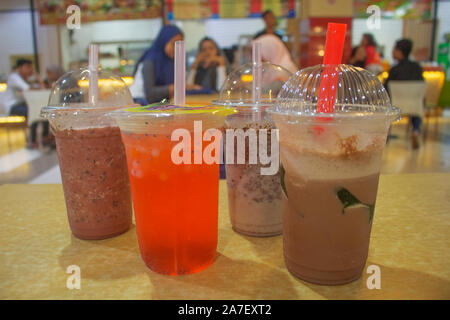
[
  {"xmin": 336, "ymin": 188, "xmax": 375, "ymax": 222},
  {"xmin": 280, "ymin": 165, "xmax": 288, "ymax": 198}
]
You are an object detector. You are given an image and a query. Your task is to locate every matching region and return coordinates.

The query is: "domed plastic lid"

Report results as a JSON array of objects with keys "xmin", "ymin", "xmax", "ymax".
[
  {"xmin": 213, "ymin": 62, "xmax": 293, "ymax": 107},
  {"xmin": 273, "ymin": 64, "xmax": 400, "ymax": 120},
  {"xmin": 41, "ymin": 68, "xmax": 133, "ymax": 116}
]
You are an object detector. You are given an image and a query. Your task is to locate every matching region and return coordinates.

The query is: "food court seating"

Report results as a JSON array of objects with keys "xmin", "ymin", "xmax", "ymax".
[
  {"xmin": 388, "ymin": 80, "xmax": 428, "ymax": 140},
  {"xmin": 23, "ymin": 90, "xmax": 51, "ymax": 149}
]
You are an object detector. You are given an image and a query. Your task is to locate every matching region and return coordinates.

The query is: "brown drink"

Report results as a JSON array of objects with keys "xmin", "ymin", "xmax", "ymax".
[
  {"xmin": 54, "ymin": 126, "xmax": 132, "ymax": 240},
  {"xmin": 280, "ymin": 134, "xmax": 385, "ymax": 284},
  {"xmin": 225, "ymin": 117, "xmax": 282, "ymax": 236},
  {"xmin": 213, "ymin": 60, "xmax": 292, "ymax": 237},
  {"xmin": 41, "ymin": 67, "xmax": 134, "ymax": 240},
  {"xmin": 271, "ymin": 64, "xmax": 400, "ymax": 285}
]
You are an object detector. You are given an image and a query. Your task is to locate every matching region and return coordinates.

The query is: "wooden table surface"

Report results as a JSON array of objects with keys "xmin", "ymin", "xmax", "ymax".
[{"xmin": 0, "ymin": 173, "xmax": 449, "ymax": 299}]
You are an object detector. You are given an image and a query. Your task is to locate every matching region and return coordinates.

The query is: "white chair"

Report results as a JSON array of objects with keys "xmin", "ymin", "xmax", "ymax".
[
  {"xmin": 23, "ymin": 90, "xmax": 51, "ymax": 149},
  {"xmin": 388, "ymin": 81, "xmax": 427, "ymax": 139},
  {"xmin": 388, "ymin": 81, "xmax": 427, "ymax": 117}
]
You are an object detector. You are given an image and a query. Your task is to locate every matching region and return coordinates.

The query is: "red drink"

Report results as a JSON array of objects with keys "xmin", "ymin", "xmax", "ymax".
[{"xmin": 121, "ymin": 131, "xmax": 219, "ymax": 275}]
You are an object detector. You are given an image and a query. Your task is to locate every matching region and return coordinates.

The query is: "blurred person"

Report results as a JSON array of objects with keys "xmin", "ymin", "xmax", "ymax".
[
  {"xmin": 44, "ymin": 64, "xmax": 65, "ymax": 88},
  {"xmin": 129, "ymin": 25, "xmax": 183, "ymax": 105},
  {"xmin": 349, "ymin": 34, "xmax": 382, "ymax": 73},
  {"xmin": 361, "ymin": 33, "xmax": 380, "ymax": 67},
  {"xmin": 253, "ymin": 34, "xmax": 297, "ymax": 74},
  {"xmin": 2, "ymin": 59, "xmax": 35, "ymax": 117},
  {"xmin": 385, "ymin": 39, "xmax": 424, "ymax": 149},
  {"xmin": 223, "ymin": 45, "xmax": 239, "ymax": 69},
  {"xmin": 254, "ymin": 10, "xmax": 283, "ymax": 40},
  {"xmin": 187, "ymin": 37, "xmax": 227, "ymax": 92},
  {"xmin": 348, "ymin": 45, "xmax": 366, "ymax": 68},
  {"xmin": 29, "ymin": 64, "xmax": 65, "ymax": 148}
]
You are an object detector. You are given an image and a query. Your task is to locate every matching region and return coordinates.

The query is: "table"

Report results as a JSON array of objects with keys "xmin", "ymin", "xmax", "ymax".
[
  {"xmin": 180, "ymin": 94, "xmax": 219, "ymax": 106},
  {"xmin": 1, "ymin": 173, "xmax": 449, "ymax": 299}
]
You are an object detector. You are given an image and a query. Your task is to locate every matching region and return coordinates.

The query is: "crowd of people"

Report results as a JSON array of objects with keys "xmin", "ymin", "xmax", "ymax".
[
  {"xmin": 1, "ymin": 10, "xmax": 426, "ymax": 149},
  {"xmin": 130, "ymin": 11, "xmax": 297, "ymax": 105}
]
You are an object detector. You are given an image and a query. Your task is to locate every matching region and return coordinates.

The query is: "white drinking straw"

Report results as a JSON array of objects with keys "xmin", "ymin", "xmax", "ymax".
[
  {"xmin": 252, "ymin": 41, "xmax": 262, "ymax": 104},
  {"xmin": 88, "ymin": 44, "xmax": 99, "ymax": 106},
  {"xmin": 174, "ymin": 40, "xmax": 185, "ymax": 106}
]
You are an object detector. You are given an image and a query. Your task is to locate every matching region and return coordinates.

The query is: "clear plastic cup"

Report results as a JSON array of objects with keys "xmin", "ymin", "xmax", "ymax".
[
  {"xmin": 214, "ymin": 62, "xmax": 292, "ymax": 237},
  {"xmin": 41, "ymin": 69, "xmax": 133, "ymax": 240},
  {"xmin": 270, "ymin": 64, "xmax": 400, "ymax": 284},
  {"xmin": 111, "ymin": 104, "xmax": 234, "ymax": 275}
]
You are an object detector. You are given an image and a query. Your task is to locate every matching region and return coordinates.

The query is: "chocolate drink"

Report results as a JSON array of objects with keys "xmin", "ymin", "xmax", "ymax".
[
  {"xmin": 283, "ymin": 173, "xmax": 379, "ymax": 285},
  {"xmin": 54, "ymin": 126, "xmax": 132, "ymax": 240},
  {"xmin": 225, "ymin": 119, "xmax": 282, "ymax": 236},
  {"xmin": 279, "ymin": 132, "xmax": 385, "ymax": 285}
]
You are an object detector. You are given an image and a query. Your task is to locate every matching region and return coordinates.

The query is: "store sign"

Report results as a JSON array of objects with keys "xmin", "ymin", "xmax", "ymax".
[
  {"xmin": 37, "ymin": 0, "xmax": 162, "ymax": 25},
  {"xmin": 167, "ymin": 0, "xmax": 296, "ymax": 20}
]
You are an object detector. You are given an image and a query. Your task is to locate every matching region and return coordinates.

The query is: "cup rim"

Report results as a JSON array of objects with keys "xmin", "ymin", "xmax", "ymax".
[
  {"xmin": 212, "ymin": 98, "xmax": 276, "ymax": 109},
  {"xmin": 267, "ymin": 103, "xmax": 401, "ymax": 122}
]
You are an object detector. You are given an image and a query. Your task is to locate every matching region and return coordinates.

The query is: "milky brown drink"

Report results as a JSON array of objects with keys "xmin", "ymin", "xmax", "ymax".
[
  {"xmin": 54, "ymin": 126, "xmax": 132, "ymax": 240},
  {"xmin": 224, "ymin": 110, "xmax": 282, "ymax": 237},
  {"xmin": 274, "ymin": 116, "xmax": 389, "ymax": 285},
  {"xmin": 271, "ymin": 63, "xmax": 400, "ymax": 284}
]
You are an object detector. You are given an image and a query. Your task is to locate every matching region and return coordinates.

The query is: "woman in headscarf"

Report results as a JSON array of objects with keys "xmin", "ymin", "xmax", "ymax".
[
  {"xmin": 187, "ymin": 37, "xmax": 227, "ymax": 92},
  {"xmin": 129, "ymin": 25, "xmax": 183, "ymax": 104},
  {"xmin": 253, "ymin": 34, "xmax": 298, "ymax": 74}
]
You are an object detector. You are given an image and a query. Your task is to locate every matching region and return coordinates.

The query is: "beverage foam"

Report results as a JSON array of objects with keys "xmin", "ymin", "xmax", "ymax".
[{"xmin": 279, "ymin": 125, "xmax": 386, "ymax": 181}]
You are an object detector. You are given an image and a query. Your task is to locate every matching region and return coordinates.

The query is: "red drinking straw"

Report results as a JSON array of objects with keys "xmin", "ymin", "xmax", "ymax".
[{"xmin": 317, "ymin": 23, "xmax": 347, "ymax": 114}]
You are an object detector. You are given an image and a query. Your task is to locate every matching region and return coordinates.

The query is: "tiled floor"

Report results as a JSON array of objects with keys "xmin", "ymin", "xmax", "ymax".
[{"xmin": 0, "ymin": 116, "xmax": 449, "ymax": 185}]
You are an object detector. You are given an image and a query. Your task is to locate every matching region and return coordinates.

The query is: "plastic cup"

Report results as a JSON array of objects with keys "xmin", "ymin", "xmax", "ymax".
[
  {"xmin": 111, "ymin": 104, "xmax": 234, "ymax": 275},
  {"xmin": 271, "ymin": 64, "xmax": 401, "ymax": 285},
  {"xmin": 41, "ymin": 69, "xmax": 134, "ymax": 240},
  {"xmin": 223, "ymin": 105, "xmax": 282, "ymax": 236},
  {"xmin": 214, "ymin": 62, "xmax": 292, "ymax": 237}
]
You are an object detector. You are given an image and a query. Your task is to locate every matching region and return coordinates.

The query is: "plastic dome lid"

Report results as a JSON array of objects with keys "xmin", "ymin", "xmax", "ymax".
[
  {"xmin": 42, "ymin": 68, "xmax": 133, "ymax": 115},
  {"xmin": 273, "ymin": 64, "xmax": 400, "ymax": 120},
  {"xmin": 214, "ymin": 62, "xmax": 293, "ymax": 107}
]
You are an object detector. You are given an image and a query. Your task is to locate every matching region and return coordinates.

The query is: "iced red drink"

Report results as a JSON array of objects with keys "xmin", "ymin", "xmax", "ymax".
[{"xmin": 112, "ymin": 105, "xmax": 234, "ymax": 275}]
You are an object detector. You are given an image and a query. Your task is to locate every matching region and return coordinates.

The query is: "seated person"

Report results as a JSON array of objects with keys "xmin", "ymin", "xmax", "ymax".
[
  {"xmin": 385, "ymin": 39, "xmax": 424, "ymax": 149},
  {"xmin": 129, "ymin": 25, "xmax": 183, "ymax": 105},
  {"xmin": 254, "ymin": 34, "xmax": 298, "ymax": 74},
  {"xmin": 187, "ymin": 37, "xmax": 227, "ymax": 92},
  {"xmin": 3, "ymin": 59, "xmax": 34, "ymax": 117},
  {"xmin": 44, "ymin": 64, "xmax": 65, "ymax": 89},
  {"xmin": 30, "ymin": 65, "xmax": 65, "ymax": 148}
]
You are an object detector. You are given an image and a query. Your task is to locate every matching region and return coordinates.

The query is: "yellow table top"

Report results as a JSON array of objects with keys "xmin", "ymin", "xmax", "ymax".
[
  {"xmin": 177, "ymin": 93, "xmax": 219, "ymax": 106},
  {"xmin": 1, "ymin": 173, "xmax": 449, "ymax": 300}
]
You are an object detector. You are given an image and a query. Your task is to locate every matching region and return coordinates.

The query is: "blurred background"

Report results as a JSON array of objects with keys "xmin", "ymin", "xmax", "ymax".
[{"xmin": 0, "ymin": 0, "xmax": 449, "ymax": 184}]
